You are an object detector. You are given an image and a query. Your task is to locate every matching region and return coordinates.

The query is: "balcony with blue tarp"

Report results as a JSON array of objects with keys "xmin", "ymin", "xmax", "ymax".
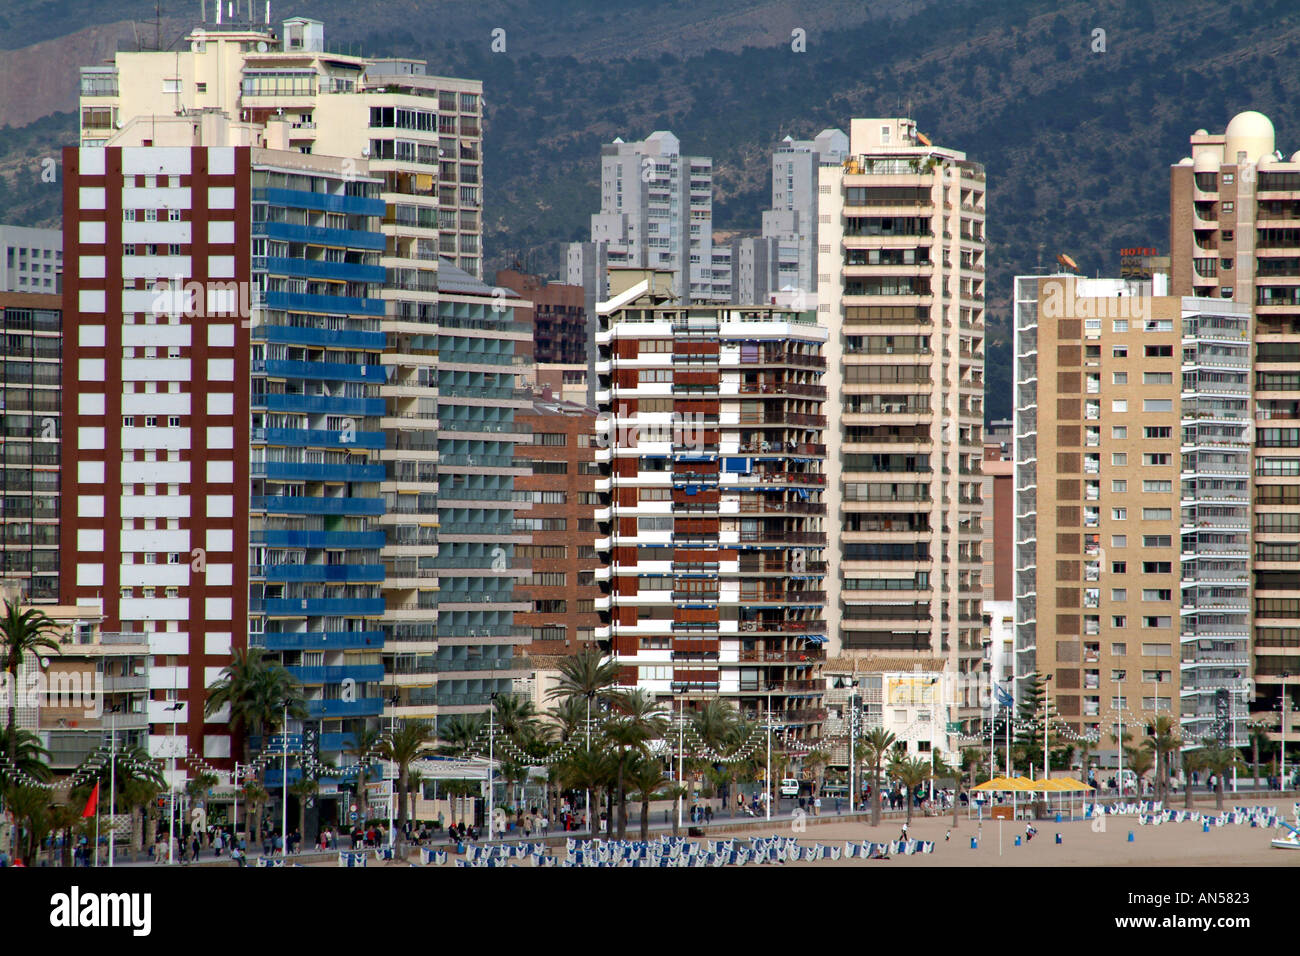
[
  {"xmin": 264, "ymin": 290, "xmax": 385, "ymax": 317},
  {"xmin": 259, "ymin": 631, "xmax": 385, "ymax": 652},
  {"xmin": 285, "ymin": 664, "xmax": 386, "ymax": 685},
  {"xmin": 264, "ymin": 597, "xmax": 386, "ymax": 617},
  {"xmin": 306, "ymin": 697, "xmax": 384, "ymax": 718},
  {"xmin": 257, "ymin": 256, "xmax": 386, "ymax": 285},
  {"xmin": 250, "ymin": 495, "xmax": 385, "ymax": 516},
  {"xmin": 252, "ymin": 461, "xmax": 387, "ymax": 483},
  {"xmin": 254, "ymin": 220, "xmax": 386, "ymax": 251},
  {"xmin": 254, "ymin": 187, "xmax": 386, "ymax": 217},
  {"xmin": 320, "ymin": 732, "xmax": 358, "ymax": 752},
  {"xmin": 255, "ymin": 323, "xmax": 386, "ymax": 350},
  {"xmin": 256, "ymin": 393, "xmax": 386, "ymax": 417},
  {"xmin": 254, "ymin": 530, "xmax": 387, "ymax": 550},
  {"xmin": 261, "ymin": 563, "xmax": 386, "ymax": 583},
  {"xmin": 253, "ymin": 427, "xmax": 385, "ymax": 450},
  {"xmin": 256, "ymin": 358, "xmax": 388, "ymax": 382}
]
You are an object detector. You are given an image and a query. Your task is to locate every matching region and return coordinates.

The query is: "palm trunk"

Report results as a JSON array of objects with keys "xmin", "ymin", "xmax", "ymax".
[
  {"xmin": 615, "ymin": 758, "xmax": 627, "ymax": 840},
  {"xmin": 871, "ymin": 763, "xmax": 881, "ymax": 825},
  {"xmin": 640, "ymin": 797, "xmax": 650, "ymax": 841},
  {"xmin": 1252, "ymin": 739, "xmax": 1260, "ymax": 785},
  {"xmin": 1182, "ymin": 756, "xmax": 1194, "ymax": 810},
  {"xmin": 1215, "ymin": 774, "xmax": 1225, "ymax": 811},
  {"xmin": 905, "ymin": 787, "xmax": 914, "ymax": 825}
]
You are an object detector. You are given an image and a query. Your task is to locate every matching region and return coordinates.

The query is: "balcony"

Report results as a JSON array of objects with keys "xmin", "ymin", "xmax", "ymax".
[
  {"xmin": 264, "ymin": 597, "xmax": 386, "ymax": 617},
  {"xmin": 306, "ymin": 698, "xmax": 385, "ymax": 719},
  {"xmin": 250, "ymin": 495, "xmax": 385, "ymax": 516},
  {"xmin": 258, "ymin": 631, "xmax": 385, "ymax": 651},
  {"xmin": 286, "ymin": 664, "xmax": 386, "ymax": 685}
]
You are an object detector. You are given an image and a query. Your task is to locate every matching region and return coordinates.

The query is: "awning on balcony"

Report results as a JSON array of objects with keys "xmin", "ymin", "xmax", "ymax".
[{"xmin": 801, "ymin": 635, "xmax": 827, "ymax": 644}]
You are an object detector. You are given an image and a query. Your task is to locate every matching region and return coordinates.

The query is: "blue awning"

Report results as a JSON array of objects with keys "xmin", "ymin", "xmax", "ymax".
[
  {"xmin": 801, "ymin": 635, "xmax": 828, "ymax": 644},
  {"xmin": 723, "ymin": 457, "xmax": 751, "ymax": 473}
]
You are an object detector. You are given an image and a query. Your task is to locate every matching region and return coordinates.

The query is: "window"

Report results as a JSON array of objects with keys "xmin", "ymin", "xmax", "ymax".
[
  {"xmin": 1112, "ymin": 371, "xmax": 1128, "ymax": 384},
  {"xmin": 1141, "ymin": 561, "xmax": 1172, "ymax": 574},
  {"xmin": 1111, "ymin": 535, "xmax": 1127, "ymax": 548},
  {"xmin": 123, "ymin": 416, "xmax": 134, "ymax": 427},
  {"xmin": 168, "ymin": 416, "xmax": 180, "ymax": 427},
  {"xmin": 1143, "ymin": 372, "xmax": 1173, "ymax": 385},
  {"xmin": 1143, "ymin": 589, "xmax": 1173, "ymax": 602},
  {"xmin": 1145, "ymin": 345, "xmax": 1173, "ymax": 358},
  {"xmin": 1111, "ymin": 561, "xmax": 1127, "ymax": 574},
  {"xmin": 1111, "ymin": 588, "xmax": 1127, "ymax": 602},
  {"xmin": 1143, "ymin": 453, "xmax": 1170, "ymax": 466},
  {"xmin": 1112, "ymin": 323, "xmax": 1128, "ymax": 335},
  {"xmin": 1142, "ymin": 616, "xmax": 1172, "ymax": 629},
  {"xmin": 639, "ymin": 488, "xmax": 672, "ymax": 500},
  {"xmin": 1142, "ymin": 508, "xmax": 1172, "ymax": 521},
  {"xmin": 1112, "ymin": 618, "xmax": 1126, "ymax": 630},
  {"xmin": 1111, "ymin": 508, "xmax": 1127, "ymax": 520},
  {"xmin": 524, "ymin": 572, "xmax": 566, "ymax": 587},
  {"xmin": 638, "ymin": 516, "xmax": 674, "ymax": 531},
  {"xmin": 638, "ymin": 666, "xmax": 672, "ymax": 681},
  {"xmin": 637, "ymin": 369, "xmax": 673, "ymax": 382},
  {"xmin": 1143, "ymin": 399, "xmax": 1173, "ymax": 413},
  {"xmin": 1142, "ymin": 480, "xmax": 1172, "ymax": 493},
  {"xmin": 1111, "ymin": 426, "xmax": 1127, "ymax": 439},
  {"xmin": 1111, "ymin": 480, "xmax": 1127, "ymax": 493},
  {"xmin": 1111, "ymin": 642, "xmax": 1127, "ymax": 656},
  {"xmin": 529, "ymin": 432, "xmax": 566, "ymax": 446},
  {"xmin": 1112, "ymin": 400, "xmax": 1128, "ymax": 413},
  {"xmin": 1143, "ymin": 426, "xmax": 1172, "ymax": 439},
  {"xmin": 1111, "ymin": 453, "xmax": 1128, "ymax": 466}
]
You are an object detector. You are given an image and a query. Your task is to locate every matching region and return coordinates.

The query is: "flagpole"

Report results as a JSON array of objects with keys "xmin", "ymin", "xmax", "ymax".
[
  {"xmin": 108, "ymin": 708, "xmax": 116, "ymax": 867},
  {"xmin": 94, "ymin": 782, "xmax": 101, "ymax": 867}
]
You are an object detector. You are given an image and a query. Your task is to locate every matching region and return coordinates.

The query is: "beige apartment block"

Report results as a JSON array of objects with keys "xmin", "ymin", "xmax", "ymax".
[
  {"xmin": 1015, "ymin": 275, "xmax": 1251, "ymax": 752},
  {"xmin": 1169, "ymin": 110, "xmax": 1300, "ymax": 743},
  {"xmin": 816, "ymin": 118, "xmax": 986, "ymax": 733}
]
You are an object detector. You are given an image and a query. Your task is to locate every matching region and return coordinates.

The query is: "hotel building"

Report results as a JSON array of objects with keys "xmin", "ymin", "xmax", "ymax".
[{"xmin": 593, "ymin": 271, "xmax": 828, "ymax": 738}]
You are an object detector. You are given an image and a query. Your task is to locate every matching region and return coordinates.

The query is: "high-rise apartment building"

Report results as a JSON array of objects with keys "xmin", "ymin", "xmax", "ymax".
[
  {"xmin": 0, "ymin": 226, "xmax": 63, "ymax": 294},
  {"xmin": 568, "ymin": 131, "xmax": 730, "ymax": 307},
  {"xmin": 593, "ymin": 271, "xmax": 827, "ymax": 738},
  {"xmin": 513, "ymin": 396, "xmax": 601, "ymax": 656},
  {"xmin": 73, "ymin": 18, "xmax": 529, "ymax": 765},
  {"xmin": 1014, "ymin": 275, "xmax": 1251, "ymax": 749},
  {"xmin": 732, "ymin": 130, "xmax": 849, "ymax": 306},
  {"xmin": 1, "ymin": 291, "xmax": 62, "ymax": 602},
  {"xmin": 60, "ymin": 144, "xmax": 391, "ymax": 780},
  {"xmin": 495, "ymin": 269, "xmax": 586, "ymax": 366},
  {"xmin": 816, "ymin": 118, "xmax": 987, "ymax": 731},
  {"xmin": 1169, "ymin": 110, "xmax": 1300, "ymax": 740}
]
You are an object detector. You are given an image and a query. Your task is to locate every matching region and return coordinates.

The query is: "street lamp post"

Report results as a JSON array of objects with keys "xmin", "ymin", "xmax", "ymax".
[
  {"xmin": 389, "ymin": 694, "xmax": 398, "ymax": 848},
  {"xmin": 280, "ymin": 701, "xmax": 288, "ymax": 856},
  {"xmin": 107, "ymin": 704, "xmax": 119, "ymax": 867},
  {"xmin": 166, "ymin": 697, "xmax": 183, "ymax": 865},
  {"xmin": 765, "ymin": 691, "xmax": 772, "ymax": 823},
  {"xmin": 1281, "ymin": 672, "xmax": 1291, "ymax": 792},
  {"xmin": 487, "ymin": 692, "xmax": 497, "ymax": 843},
  {"xmin": 676, "ymin": 697, "xmax": 684, "ymax": 831},
  {"xmin": 848, "ymin": 686, "xmax": 857, "ymax": 813}
]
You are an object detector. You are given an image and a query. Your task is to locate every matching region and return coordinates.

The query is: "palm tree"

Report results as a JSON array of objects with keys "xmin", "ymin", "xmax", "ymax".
[
  {"xmin": 1075, "ymin": 735, "xmax": 1097, "ymax": 783},
  {"xmin": 690, "ymin": 698, "xmax": 739, "ymax": 751},
  {"xmin": 439, "ymin": 713, "xmax": 485, "ymax": 754},
  {"xmin": 344, "ymin": 726, "xmax": 382, "ymax": 825},
  {"xmin": 120, "ymin": 777, "xmax": 162, "ymax": 861},
  {"xmin": 1145, "ymin": 715, "xmax": 1181, "ymax": 804},
  {"xmin": 661, "ymin": 784, "xmax": 688, "ymax": 837},
  {"xmin": 893, "ymin": 756, "xmax": 932, "ymax": 826},
  {"xmin": 603, "ymin": 691, "xmax": 666, "ymax": 838},
  {"xmin": 559, "ymin": 748, "xmax": 614, "ymax": 837},
  {"xmin": 1198, "ymin": 738, "xmax": 1247, "ymax": 811},
  {"xmin": 803, "ymin": 749, "xmax": 830, "ymax": 800},
  {"xmin": 1247, "ymin": 723, "xmax": 1271, "ymax": 787},
  {"xmin": 1181, "ymin": 748, "xmax": 1206, "ymax": 811},
  {"xmin": 379, "ymin": 720, "xmax": 436, "ymax": 850},
  {"xmin": 288, "ymin": 776, "xmax": 319, "ymax": 842},
  {"xmin": 4, "ymin": 784, "xmax": 53, "ymax": 865},
  {"xmin": 1, "ymin": 600, "xmax": 61, "ymax": 761},
  {"xmin": 862, "ymin": 727, "xmax": 897, "ymax": 826},
  {"xmin": 627, "ymin": 755, "xmax": 668, "ymax": 842},
  {"xmin": 185, "ymin": 770, "xmax": 219, "ymax": 806},
  {"xmin": 493, "ymin": 694, "xmax": 539, "ymax": 741},
  {"xmin": 1124, "ymin": 747, "xmax": 1154, "ymax": 796},
  {"xmin": 0, "ymin": 728, "xmax": 53, "ymax": 784},
  {"xmin": 239, "ymin": 780, "xmax": 268, "ymax": 849},
  {"xmin": 547, "ymin": 648, "xmax": 627, "ymax": 712}
]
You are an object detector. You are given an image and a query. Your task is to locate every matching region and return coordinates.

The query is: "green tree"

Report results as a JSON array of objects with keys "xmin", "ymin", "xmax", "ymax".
[
  {"xmin": 803, "ymin": 749, "xmax": 830, "ymax": 800},
  {"xmin": 378, "ymin": 720, "xmax": 436, "ymax": 852},
  {"xmin": 626, "ymin": 755, "xmax": 668, "ymax": 842},
  {"xmin": 288, "ymin": 776, "xmax": 318, "ymax": 843},
  {"xmin": 1198, "ymin": 738, "xmax": 1247, "ymax": 811},
  {"xmin": 1014, "ymin": 672, "xmax": 1061, "ymax": 773},
  {"xmin": 603, "ymin": 690, "xmax": 666, "ymax": 839},
  {"xmin": 493, "ymin": 693, "xmax": 539, "ymax": 740},
  {"xmin": 4, "ymin": 784, "xmax": 53, "ymax": 865},
  {"xmin": 892, "ymin": 755, "xmax": 932, "ymax": 826},
  {"xmin": 1, "ymin": 600, "xmax": 61, "ymax": 762},
  {"xmin": 344, "ymin": 726, "xmax": 382, "ymax": 825},
  {"xmin": 0, "ymin": 728, "xmax": 52, "ymax": 784},
  {"xmin": 862, "ymin": 727, "xmax": 897, "ymax": 826},
  {"xmin": 559, "ymin": 747, "xmax": 614, "ymax": 837}
]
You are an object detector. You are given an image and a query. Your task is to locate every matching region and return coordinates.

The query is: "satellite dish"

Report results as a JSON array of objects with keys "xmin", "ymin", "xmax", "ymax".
[{"xmin": 1057, "ymin": 253, "xmax": 1079, "ymax": 271}]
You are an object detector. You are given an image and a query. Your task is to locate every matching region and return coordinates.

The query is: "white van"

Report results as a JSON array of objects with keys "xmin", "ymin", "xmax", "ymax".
[{"xmin": 779, "ymin": 778, "xmax": 800, "ymax": 797}]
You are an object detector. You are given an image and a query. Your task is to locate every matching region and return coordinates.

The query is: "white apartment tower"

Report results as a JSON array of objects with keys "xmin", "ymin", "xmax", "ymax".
[{"xmin": 817, "ymin": 118, "xmax": 988, "ymax": 732}]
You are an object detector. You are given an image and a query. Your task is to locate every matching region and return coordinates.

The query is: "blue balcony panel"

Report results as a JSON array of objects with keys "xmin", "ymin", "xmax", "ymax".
[
  {"xmin": 255, "ymin": 530, "xmax": 387, "ymax": 550},
  {"xmin": 255, "ymin": 187, "xmax": 386, "ymax": 217},
  {"xmin": 266, "ymin": 597, "xmax": 386, "ymax": 617},
  {"xmin": 264, "ymin": 290, "xmax": 384, "ymax": 317},
  {"xmin": 254, "ymin": 220, "xmax": 386, "ymax": 251},
  {"xmin": 253, "ymin": 461, "xmax": 387, "ymax": 483},
  {"xmin": 260, "ymin": 631, "xmax": 385, "ymax": 652},
  {"xmin": 286, "ymin": 664, "xmax": 386, "ymax": 685},
  {"xmin": 255, "ymin": 323, "xmax": 386, "ymax": 350},
  {"xmin": 263, "ymin": 563, "xmax": 386, "ymax": 583},
  {"xmin": 262, "ymin": 768, "xmax": 303, "ymax": 788},
  {"xmin": 256, "ymin": 358, "xmax": 388, "ymax": 383},
  {"xmin": 320, "ymin": 732, "xmax": 358, "ymax": 752},
  {"xmin": 256, "ymin": 393, "xmax": 386, "ymax": 417},
  {"xmin": 258, "ymin": 256, "xmax": 387, "ymax": 285},
  {"xmin": 253, "ymin": 427, "xmax": 385, "ymax": 450},
  {"xmin": 250, "ymin": 495, "xmax": 385, "ymax": 516},
  {"xmin": 306, "ymin": 697, "xmax": 385, "ymax": 719}
]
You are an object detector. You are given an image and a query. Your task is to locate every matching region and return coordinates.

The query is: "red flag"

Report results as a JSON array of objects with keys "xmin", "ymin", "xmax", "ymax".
[{"xmin": 82, "ymin": 782, "xmax": 99, "ymax": 818}]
